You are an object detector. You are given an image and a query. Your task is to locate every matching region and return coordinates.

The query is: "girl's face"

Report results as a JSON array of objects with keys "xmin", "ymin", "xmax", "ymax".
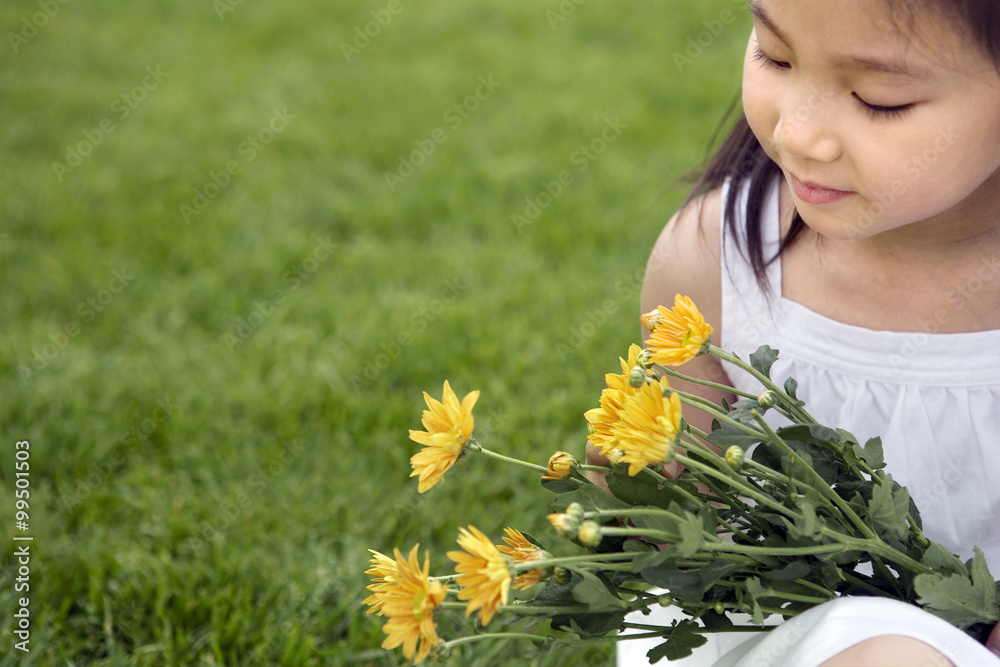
[{"xmin": 743, "ymin": 0, "xmax": 1000, "ymax": 242}]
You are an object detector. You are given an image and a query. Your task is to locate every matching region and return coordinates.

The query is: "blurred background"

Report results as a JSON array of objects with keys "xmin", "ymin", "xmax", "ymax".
[{"xmin": 0, "ymin": 0, "xmax": 745, "ymax": 664}]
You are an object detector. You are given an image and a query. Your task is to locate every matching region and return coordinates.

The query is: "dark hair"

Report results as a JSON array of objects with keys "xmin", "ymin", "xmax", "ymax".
[{"xmin": 682, "ymin": 0, "xmax": 1000, "ymax": 291}]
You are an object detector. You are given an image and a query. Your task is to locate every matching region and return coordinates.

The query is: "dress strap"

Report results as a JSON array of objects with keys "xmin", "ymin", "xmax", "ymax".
[{"xmin": 719, "ymin": 176, "xmax": 785, "ymax": 391}]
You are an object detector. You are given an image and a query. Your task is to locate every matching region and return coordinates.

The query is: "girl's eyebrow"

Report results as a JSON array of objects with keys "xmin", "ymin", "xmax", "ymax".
[{"xmin": 748, "ymin": 0, "xmax": 935, "ymax": 81}]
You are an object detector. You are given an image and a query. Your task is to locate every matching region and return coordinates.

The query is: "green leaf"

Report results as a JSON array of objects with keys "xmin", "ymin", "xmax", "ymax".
[
  {"xmin": 784, "ymin": 377, "xmax": 799, "ymax": 400},
  {"xmin": 744, "ymin": 577, "xmax": 767, "ymax": 625},
  {"xmin": 646, "ymin": 620, "xmax": 708, "ymax": 664},
  {"xmin": 706, "ymin": 423, "xmax": 762, "ymax": 451},
  {"xmin": 569, "ymin": 570, "xmax": 627, "ymax": 612},
  {"xmin": 921, "ymin": 541, "xmax": 969, "ymax": 577},
  {"xmin": 728, "ymin": 398, "xmax": 762, "ymax": 425},
  {"xmin": 764, "ymin": 560, "xmax": 812, "ymax": 582},
  {"xmin": 787, "ymin": 499, "xmax": 822, "ymax": 539},
  {"xmin": 541, "ymin": 475, "xmax": 585, "ymax": 494},
  {"xmin": 549, "ymin": 483, "xmax": 628, "ymax": 514},
  {"xmin": 749, "ymin": 345, "xmax": 779, "ymax": 379},
  {"xmin": 676, "ymin": 511, "xmax": 705, "ymax": 559},
  {"xmin": 699, "ymin": 609, "xmax": 735, "ymax": 631},
  {"xmin": 606, "ymin": 468, "xmax": 698, "ymax": 510},
  {"xmin": 862, "ymin": 437, "xmax": 885, "ymax": 470},
  {"xmin": 640, "ymin": 560, "xmax": 741, "ymax": 598},
  {"xmin": 915, "ymin": 547, "xmax": 1000, "ymax": 629},
  {"xmin": 866, "ymin": 474, "xmax": 910, "ymax": 542}
]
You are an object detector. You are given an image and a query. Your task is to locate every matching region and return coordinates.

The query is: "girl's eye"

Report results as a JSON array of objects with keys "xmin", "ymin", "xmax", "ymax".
[
  {"xmin": 752, "ymin": 44, "xmax": 915, "ymax": 122},
  {"xmin": 752, "ymin": 44, "xmax": 790, "ymax": 70},
  {"xmin": 853, "ymin": 94, "xmax": 914, "ymax": 121}
]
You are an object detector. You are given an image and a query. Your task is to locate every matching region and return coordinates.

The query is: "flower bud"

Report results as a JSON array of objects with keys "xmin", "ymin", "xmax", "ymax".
[
  {"xmin": 628, "ymin": 366, "xmax": 647, "ymax": 388},
  {"xmin": 547, "ymin": 512, "xmax": 580, "ymax": 539},
  {"xmin": 714, "ymin": 601, "xmax": 725, "ymax": 614},
  {"xmin": 724, "ymin": 445, "xmax": 745, "ymax": 470},
  {"xmin": 566, "ymin": 502, "xmax": 585, "ymax": 521},
  {"xmin": 429, "ymin": 643, "xmax": 451, "ymax": 662},
  {"xmin": 552, "ymin": 566, "xmax": 572, "ymax": 585},
  {"xmin": 757, "ymin": 390, "xmax": 777, "ymax": 409},
  {"xmin": 577, "ymin": 520, "xmax": 602, "ymax": 547},
  {"xmin": 635, "ymin": 348, "xmax": 653, "ymax": 367},
  {"xmin": 640, "ymin": 309, "xmax": 661, "ymax": 332},
  {"xmin": 542, "ymin": 451, "xmax": 578, "ymax": 481},
  {"xmin": 657, "ymin": 593, "xmax": 674, "ymax": 607}
]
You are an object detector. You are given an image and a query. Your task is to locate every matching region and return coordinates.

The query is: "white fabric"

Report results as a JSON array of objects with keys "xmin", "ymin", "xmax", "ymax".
[{"xmin": 618, "ymin": 176, "xmax": 1000, "ymax": 666}]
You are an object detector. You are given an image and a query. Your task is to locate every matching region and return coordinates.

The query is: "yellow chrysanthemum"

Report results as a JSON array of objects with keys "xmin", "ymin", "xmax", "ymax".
[
  {"xmin": 642, "ymin": 294, "xmax": 713, "ymax": 366},
  {"xmin": 447, "ymin": 526, "xmax": 511, "ymax": 626},
  {"xmin": 584, "ymin": 344, "xmax": 647, "ymax": 456},
  {"xmin": 497, "ymin": 527, "xmax": 549, "ymax": 590},
  {"xmin": 613, "ymin": 381, "xmax": 684, "ymax": 476},
  {"xmin": 365, "ymin": 545, "xmax": 446, "ymax": 665},
  {"xmin": 363, "ymin": 549, "xmax": 399, "ymax": 616},
  {"xmin": 542, "ymin": 451, "xmax": 578, "ymax": 481},
  {"xmin": 408, "ymin": 380, "xmax": 480, "ymax": 493}
]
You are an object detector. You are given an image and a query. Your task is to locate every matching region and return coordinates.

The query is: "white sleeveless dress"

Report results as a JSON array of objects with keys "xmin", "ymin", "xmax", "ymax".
[{"xmin": 617, "ymin": 177, "xmax": 1000, "ymax": 666}]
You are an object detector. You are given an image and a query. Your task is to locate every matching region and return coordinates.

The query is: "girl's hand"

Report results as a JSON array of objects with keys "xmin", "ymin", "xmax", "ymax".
[{"xmin": 987, "ymin": 622, "xmax": 1000, "ymax": 658}]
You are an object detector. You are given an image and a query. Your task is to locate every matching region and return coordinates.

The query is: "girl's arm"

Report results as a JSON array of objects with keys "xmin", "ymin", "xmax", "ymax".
[{"xmin": 585, "ymin": 187, "xmax": 736, "ymax": 480}]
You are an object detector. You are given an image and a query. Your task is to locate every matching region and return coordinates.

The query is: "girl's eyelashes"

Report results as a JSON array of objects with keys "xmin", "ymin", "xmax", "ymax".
[
  {"xmin": 751, "ymin": 44, "xmax": 789, "ymax": 70},
  {"xmin": 853, "ymin": 95, "xmax": 914, "ymax": 120},
  {"xmin": 752, "ymin": 44, "xmax": 915, "ymax": 121}
]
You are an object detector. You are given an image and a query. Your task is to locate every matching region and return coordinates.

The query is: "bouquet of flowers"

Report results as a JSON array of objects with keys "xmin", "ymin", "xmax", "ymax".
[{"xmin": 363, "ymin": 295, "xmax": 1000, "ymax": 664}]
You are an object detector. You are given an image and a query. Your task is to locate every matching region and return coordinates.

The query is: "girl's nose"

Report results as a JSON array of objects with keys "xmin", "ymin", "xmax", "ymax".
[{"xmin": 773, "ymin": 89, "xmax": 841, "ymax": 163}]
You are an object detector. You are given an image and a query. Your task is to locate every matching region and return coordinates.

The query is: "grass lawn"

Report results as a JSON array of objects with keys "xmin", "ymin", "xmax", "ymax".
[{"xmin": 0, "ymin": 0, "xmax": 746, "ymax": 663}]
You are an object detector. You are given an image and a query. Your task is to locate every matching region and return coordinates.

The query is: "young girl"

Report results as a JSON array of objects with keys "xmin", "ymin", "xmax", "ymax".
[{"xmin": 606, "ymin": 0, "xmax": 1000, "ymax": 664}]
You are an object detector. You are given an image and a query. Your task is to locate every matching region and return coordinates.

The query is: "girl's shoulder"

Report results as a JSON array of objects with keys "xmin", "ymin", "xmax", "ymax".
[{"xmin": 641, "ymin": 187, "xmax": 724, "ymax": 335}]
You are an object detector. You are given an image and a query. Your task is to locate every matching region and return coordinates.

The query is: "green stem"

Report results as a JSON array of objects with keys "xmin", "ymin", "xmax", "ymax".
[
  {"xmin": 439, "ymin": 601, "xmax": 592, "ymax": 616},
  {"xmin": 656, "ymin": 366, "xmax": 757, "ymax": 400},
  {"xmin": 751, "ymin": 411, "xmax": 875, "ymax": 540},
  {"xmin": 708, "ymin": 345, "xmax": 816, "ymax": 423},
  {"xmin": 443, "ymin": 633, "xmax": 548, "ymax": 650},
  {"xmin": 512, "ymin": 552, "xmax": 637, "ymax": 572},
  {"xmin": 639, "ymin": 466, "xmax": 704, "ymax": 508},
  {"xmin": 467, "ymin": 440, "xmax": 548, "ymax": 474},
  {"xmin": 598, "ymin": 526, "xmax": 851, "ymax": 558}
]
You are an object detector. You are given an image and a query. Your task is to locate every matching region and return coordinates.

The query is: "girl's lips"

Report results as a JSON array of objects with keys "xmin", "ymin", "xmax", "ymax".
[{"xmin": 789, "ymin": 173, "xmax": 854, "ymax": 206}]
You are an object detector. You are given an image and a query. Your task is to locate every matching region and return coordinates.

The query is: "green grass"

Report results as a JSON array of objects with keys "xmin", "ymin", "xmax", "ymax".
[{"xmin": 0, "ymin": 0, "xmax": 746, "ymax": 664}]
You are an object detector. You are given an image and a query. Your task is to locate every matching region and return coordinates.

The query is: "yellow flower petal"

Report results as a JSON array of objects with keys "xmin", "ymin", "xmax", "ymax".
[
  {"xmin": 364, "ymin": 545, "xmax": 445, "ymax": 664},
  {"xmin": 613, "ymin": 381, "xmax": 684, "ymax": 476},
  {"xmin": 408, "ymin": 380, "xmax": 480, "ymax": 493},
  {"xmin": 643, "ymin": 295, "xmax": 713, "ymax": 367},
  {"xmin": 497, "ymin": 527, "xmax": 549, "ymax": 590},
  {"xmin": 447, "ymin": 526, "xmax": 511, "ymax": 626},
  {"xmin": 541, "ymin": 451, "xmax": 578, "ymax": 481}
]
